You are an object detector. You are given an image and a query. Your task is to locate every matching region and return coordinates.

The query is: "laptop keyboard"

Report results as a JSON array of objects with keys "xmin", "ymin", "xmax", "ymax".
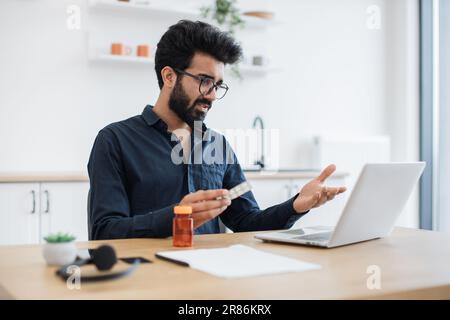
[{"xmin": 294, "ymin": 232, "xmax": 333, "ymax": 242}]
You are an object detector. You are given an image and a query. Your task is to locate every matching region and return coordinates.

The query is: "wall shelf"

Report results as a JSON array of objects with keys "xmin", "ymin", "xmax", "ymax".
[
  {"xmin": 90, "ymin": 54, "xmax": 282, "ymax": 75},
  {"xmin": 90, "ymin": 53, "xmax": 154, "ymax": 64},
  {"xmin": 88, "ymin": 0, "xmax": 281, "ymax": 28},
  {"xmin": 90, "ymin": 53, "xmax": 283, "ymax": 76},
  {"xmin": 88, "ymin": 1, "xmax": 281, "ymax": 74},
  {"xmin": 89, "ymin": 0, "xmax": 198, "ymax": 17},
  {"xmin": 239, "ymin": 64, "xmax": 283, "ymax": 74}
]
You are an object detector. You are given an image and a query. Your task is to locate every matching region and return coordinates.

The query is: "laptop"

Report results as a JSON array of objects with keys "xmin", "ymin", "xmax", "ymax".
[{"xmin": 255, "ymin": 162, "xmax": 426, "ymax": 248}]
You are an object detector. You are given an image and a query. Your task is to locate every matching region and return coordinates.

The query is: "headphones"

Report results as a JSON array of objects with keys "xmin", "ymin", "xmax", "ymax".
[{"xmin": 56, "ymin": 245, "xmax": 139, "ymax": 283}]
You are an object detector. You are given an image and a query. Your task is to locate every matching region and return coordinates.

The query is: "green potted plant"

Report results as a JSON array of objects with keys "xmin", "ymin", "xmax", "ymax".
[
  {"xmin": 200, "ymin": 0, "xmax": 245, "ymax": 34},
  {"xmin": 42, "ymin": 232, "xmax": 77, "ymax": 266},
  {"xmin": 200, "ymin": 0, "xmax": 245, "ymax": 79}
]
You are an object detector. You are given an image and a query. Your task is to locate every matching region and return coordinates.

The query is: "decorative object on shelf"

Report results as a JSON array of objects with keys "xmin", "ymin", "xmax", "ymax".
[
  {"xmin": 200, "ymin": 0, "xmax": 245, "ymax": 79},
  {"xmin": 111, "ymin": 43, "xmax": 132, "ymax": 56},
  {"xmin": 42, "ymin": 232, "xmax": 77, "ymax": 266},
  {"xmin": 120, "ymin": 0, "xmax": 151, "ymax": 6},
  {"xmin": 252, "ymin": 55, "xmax": 270, "ymax": 67},
  {"xmin": 242, "ymin": 11, "xmax": 274, "ymax": 20},
  {"xmin": 132, "ymin": 0, "xmax": 151, "ymax": 5},
  {"xmin": 137, "ymin": 44, "xmax": 150, "ymax": 57}
]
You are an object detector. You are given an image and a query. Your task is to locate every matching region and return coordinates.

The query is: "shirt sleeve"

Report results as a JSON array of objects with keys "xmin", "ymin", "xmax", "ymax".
[
  {"xmin": 219, "ymin": 144, "xmax": 309, "ymax": 232},
  {"xmin": 87, "ymin": 129, "xmax": 174, "ymax": 240}
]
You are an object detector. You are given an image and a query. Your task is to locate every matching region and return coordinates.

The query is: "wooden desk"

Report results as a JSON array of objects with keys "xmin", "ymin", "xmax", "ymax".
[{"xmin": 0, "ymin": 227, "xmax": 449, "ymax": 299}]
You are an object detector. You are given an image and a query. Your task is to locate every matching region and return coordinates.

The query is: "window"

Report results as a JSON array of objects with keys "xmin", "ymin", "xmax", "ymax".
[{"xmin": 420, "ymin": 0, "xmax": 450, "ymax": 231}]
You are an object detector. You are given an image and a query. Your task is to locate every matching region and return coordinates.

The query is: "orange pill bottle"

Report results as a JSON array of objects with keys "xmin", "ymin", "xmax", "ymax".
[{"xmin": 173, "ymin": 206, "xmax": 193, "ymax": 247}]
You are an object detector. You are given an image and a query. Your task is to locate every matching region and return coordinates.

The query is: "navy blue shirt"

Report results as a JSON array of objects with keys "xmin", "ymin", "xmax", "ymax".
[{"xmin": 87, "ymin": 105, "xmax": 304, "ymax": 240}]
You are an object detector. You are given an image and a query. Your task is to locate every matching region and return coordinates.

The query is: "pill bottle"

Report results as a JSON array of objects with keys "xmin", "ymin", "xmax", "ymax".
[{"xmin": 173, "ymin": 205, "xmax": 193, "ymax": 247}]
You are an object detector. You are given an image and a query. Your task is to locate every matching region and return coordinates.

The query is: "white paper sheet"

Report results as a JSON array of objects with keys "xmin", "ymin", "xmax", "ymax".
[{"xmin": 156, "ymin": 244, "xmax": 321, "ymax": 278}]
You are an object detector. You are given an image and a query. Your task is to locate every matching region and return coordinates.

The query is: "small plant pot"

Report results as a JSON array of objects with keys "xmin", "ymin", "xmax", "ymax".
[{"xmin": 43, "ymin": 241, "xmax": 77, "ymax": 266}]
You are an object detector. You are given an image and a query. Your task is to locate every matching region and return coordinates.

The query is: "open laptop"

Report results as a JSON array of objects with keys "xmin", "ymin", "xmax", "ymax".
[{"xmin": 255, "ymin": 162, "xmax": 426, "ymax": 248}]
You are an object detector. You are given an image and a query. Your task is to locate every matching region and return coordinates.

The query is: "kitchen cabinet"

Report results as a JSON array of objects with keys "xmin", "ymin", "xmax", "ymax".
[
  {"xmin": 39, "ymin": 182, "xmax": 90, "ymax": 243},
  {"xmin": 0, "ymin": 179, "xmax": 89, "ymax": 245},
  {"xmin": 0, "ymin": 183, "xmax": 40, "ymax": 245}
]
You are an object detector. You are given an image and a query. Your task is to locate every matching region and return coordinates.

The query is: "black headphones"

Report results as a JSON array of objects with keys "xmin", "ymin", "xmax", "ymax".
[{"xmin": 56, "ymin": 245, "xmax": 139, "ymax": 283}]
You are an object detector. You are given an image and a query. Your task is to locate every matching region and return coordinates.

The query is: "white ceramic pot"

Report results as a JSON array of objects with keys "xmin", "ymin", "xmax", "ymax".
[{"xmin": 43, "ymin": 241, "xmax": 77, "ymax": 266}]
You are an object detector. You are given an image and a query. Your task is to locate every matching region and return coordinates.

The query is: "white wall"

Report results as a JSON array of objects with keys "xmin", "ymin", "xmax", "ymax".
[
  {"xmin": 0, "ymin": 0, "xmax": 164, "ymax": 172},
  {"xmin": 0, "ymin": 0, "xmax": 420, "ymax": 225},
  {"xmin": 216, "ymin": 0, "xmax": 389, "ymax": 169}
]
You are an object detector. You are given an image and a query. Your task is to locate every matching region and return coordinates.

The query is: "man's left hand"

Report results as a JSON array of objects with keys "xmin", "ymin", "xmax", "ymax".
[{"xmin": 293, "ymin": 164, "xmax": 347, "ymax": 214}]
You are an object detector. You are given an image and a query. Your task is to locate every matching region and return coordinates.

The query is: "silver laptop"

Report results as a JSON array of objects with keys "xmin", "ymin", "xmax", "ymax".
[{"xmin": 255, "ymin": 162, "xmax": 426, "ymax": 248}]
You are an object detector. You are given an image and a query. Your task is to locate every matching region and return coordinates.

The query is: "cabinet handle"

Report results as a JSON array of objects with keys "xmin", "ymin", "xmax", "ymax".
[
  {"xmin": 30, "ymin": 190, "xmax": 36, "ymax": 214},
  {"xmin": 44, "ymin": 190, "xmax": 50, "ymax": 213}
]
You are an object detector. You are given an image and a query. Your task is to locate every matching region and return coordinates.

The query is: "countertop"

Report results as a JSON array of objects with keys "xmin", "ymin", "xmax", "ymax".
[{"xmin": 0, "ymin": 170, "xmax": 348, "ymax": 183}]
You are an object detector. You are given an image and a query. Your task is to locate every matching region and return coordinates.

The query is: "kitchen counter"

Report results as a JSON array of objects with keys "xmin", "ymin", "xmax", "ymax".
[
  {"xmin": 0, "ymin": 170, "xmax": 349, "ymax": 183},
  {"xmin": 244, "ymin": 170, "xmax": 348, "ymax": 180},
  {"xmin": 0, "ymin": 172, "xmax": 89, "ymax": 183}
]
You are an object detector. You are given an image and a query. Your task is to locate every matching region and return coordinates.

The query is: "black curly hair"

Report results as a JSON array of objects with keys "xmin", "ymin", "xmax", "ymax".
[{"xmin": 155, "ymin": 20, "xmax": 242, "ymax": 89}]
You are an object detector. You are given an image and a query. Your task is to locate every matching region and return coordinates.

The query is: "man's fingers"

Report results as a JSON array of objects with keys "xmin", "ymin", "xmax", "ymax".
[
  {"xmin": 329, "ymin": 189, "xmax": 338, "ymax": 197},
  {"xmin": 314, "ymin": 190, "xmax": 329, "ymax": 207},
  {"xmin": 338, "ymin": 186, "xmax": 347, "ymax": 193},
  {"xmin": 190, "ymin": 198, "xmax": 230, "ymax": 212},
  {"xmin": 193, "ymin": 207, "xmax": 226, "ymax": 227},
  {"xmin": 196, "ymin": 207, "xmax": 225, "ymax": 219},
  {"xmin": 324, "ymin": 187, "xmax": 340, "ymax": 195},
  {"xmin": 323, "ymin": 186, "xmax": 347, "ymax": 196},
  {"xmin": 316, "ymin": 164, "xmax": 336, "ymax": 183},
  {"xmin": 184, "ymin": 189, "xmax": 229, "ymax": 203},
  {"xmin": 326, "ymin": 190, "xmax": 336, "ymax": 199},
  {"xmin": 326, "ymin": 191, "xmax": 336, "ymax": 202},
  {"xmin": 316, "ymin": 186, "xmax": 346, "ymax": 207}
]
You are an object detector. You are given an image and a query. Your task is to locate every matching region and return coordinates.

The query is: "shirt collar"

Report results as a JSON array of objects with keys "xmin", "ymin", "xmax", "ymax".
[{"xmin": 142, "ymin": 104, "xmax": 160, "ymax": 127}]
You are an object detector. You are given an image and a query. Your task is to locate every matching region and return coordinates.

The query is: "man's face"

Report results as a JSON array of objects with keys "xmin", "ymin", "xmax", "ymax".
[{"xmin": 168, "ymin": 52, "xmax": 225, "ymax": 127}]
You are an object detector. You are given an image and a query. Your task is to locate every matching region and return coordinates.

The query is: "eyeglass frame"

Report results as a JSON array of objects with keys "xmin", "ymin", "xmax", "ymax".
[{"xmin": 173, "ymin": 68, "xmax": 229, "ymax": 100}]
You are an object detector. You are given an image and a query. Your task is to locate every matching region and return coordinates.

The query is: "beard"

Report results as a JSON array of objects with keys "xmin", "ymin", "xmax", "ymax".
[{"xmin": 168, "ymin": 78, "xmax": 212, "ymax": 128}]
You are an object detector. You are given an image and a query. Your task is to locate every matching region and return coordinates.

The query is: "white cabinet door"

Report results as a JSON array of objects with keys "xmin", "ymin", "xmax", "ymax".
[
  {"xmin": 0, "ymin": 183, "xmax": 40, "ymax": 245},
  {"xmin": 249, "ymin": 179, "xmax": 292, "ymax": 209},
  {"xmin": 291, "ymin": 177, "xmax": 348, "ymax": 228},
  {"xmin": 40, "ymin": 182, "xmax": 90, "ymax": 242}
]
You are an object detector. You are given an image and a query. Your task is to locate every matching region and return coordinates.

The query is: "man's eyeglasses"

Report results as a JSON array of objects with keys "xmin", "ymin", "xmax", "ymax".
[{"xmin": 174, "ymin": 68, "xmax": 229, "ymax": 100}]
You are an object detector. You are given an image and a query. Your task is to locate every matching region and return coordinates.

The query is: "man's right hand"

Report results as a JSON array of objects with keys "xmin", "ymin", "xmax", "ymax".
[{"xmin": 179, "ymin": 189, "xmax": 231, "ymax": 229}]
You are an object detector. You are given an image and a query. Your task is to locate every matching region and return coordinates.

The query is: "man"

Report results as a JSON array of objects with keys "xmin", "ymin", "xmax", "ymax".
[{"xmin": 87, "ymin": 20, "xmax": 346, "ymax": 240}]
